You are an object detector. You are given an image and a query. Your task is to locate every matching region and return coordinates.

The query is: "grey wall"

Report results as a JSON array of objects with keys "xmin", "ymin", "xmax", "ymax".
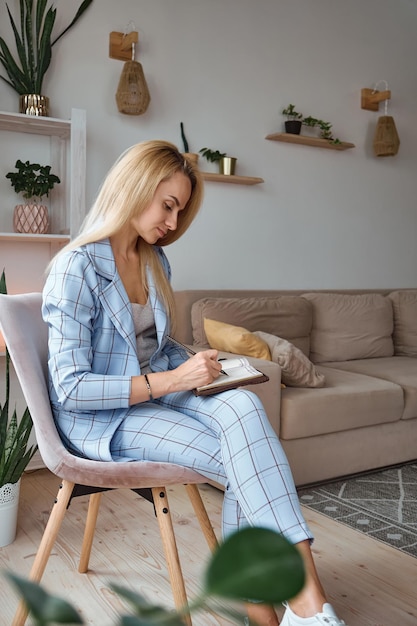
[{"xmin": 1, "ymin": 0, "xmax": 416, "ymax": 290}]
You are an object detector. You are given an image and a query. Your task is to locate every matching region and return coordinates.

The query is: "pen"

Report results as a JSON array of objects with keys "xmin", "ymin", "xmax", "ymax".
[{"xmin": 167, "ymin": 335, "xmax": 228, "ymax": 376}]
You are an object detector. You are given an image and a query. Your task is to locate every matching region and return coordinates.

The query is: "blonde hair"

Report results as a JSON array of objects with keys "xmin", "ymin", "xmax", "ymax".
[{"xmin": 50, "ymin": 140, "xmax": 204, "ymax": 328}]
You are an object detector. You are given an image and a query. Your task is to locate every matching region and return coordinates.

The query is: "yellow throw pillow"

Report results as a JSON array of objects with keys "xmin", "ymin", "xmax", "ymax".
[{"xmin": 204, "ymin": 318, "xmax": 271, "ymax": 360}]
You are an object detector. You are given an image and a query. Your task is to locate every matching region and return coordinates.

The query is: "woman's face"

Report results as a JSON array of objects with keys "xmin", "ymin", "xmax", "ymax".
[{"xmin": 132, "ymin": 171, "xmax": 192, "ymax": 244}]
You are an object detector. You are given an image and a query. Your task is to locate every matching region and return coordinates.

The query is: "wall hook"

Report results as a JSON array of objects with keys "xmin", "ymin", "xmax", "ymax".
[{"xmin": 361, "ymin": 80, "xmax": 391, "ymax": 112}]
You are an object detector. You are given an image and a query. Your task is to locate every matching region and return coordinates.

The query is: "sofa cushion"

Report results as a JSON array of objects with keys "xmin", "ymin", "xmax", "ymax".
[
  {"xmin": 253, "ymin": 330, "xmax": 326, "ymax": 388},
  {"xmin": 203, "ymin": 318, "xmax": 272, "ymax": 360},
  {"xmin": 321, "ymin": 356, "xmax": 417, "ymax": 420},
  {"xmin": 302, "ymin": 292, "xmax": 394, "ymax": 363},
  {"xmin": 388, "ymin": 290, "xmax": 417, "ymax": 357},
  {"xmin": 191, "ymin": 296, "xmax": 312, "ymax": 354},
  {"xmin": 280, "ymin": 366, "xmax": 404, "ymax": 440}
]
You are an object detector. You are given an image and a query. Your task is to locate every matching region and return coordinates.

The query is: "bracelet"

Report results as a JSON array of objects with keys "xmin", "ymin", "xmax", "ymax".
[{"xmin": 144, "ymin": 373, "xmax": 153, "ymax": 401}]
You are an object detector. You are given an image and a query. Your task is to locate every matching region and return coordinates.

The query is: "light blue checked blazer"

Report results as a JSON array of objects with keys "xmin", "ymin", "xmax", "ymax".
[{"xmin": 42, "ymin": 238, "xmax": 188, "ymax": 460}]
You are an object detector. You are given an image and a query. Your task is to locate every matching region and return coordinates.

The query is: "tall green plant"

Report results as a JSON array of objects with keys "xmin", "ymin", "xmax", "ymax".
[
  {"xmin": 0, "ymin": 270, "xmax": 37, "ymax": 487},
  {"xmin": 0, "ymin": 0, "xmax": 94, "ymax": 95}
]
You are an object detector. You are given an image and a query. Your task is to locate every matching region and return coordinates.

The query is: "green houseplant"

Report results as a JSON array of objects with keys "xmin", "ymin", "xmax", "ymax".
[
  {"xmin": 282, "ymin": 103, "xmax": 303, "ymax": 134},
  {"xmin": 0, "ymin": 0, "xmax": 94, "ymax": 115},
  {"xmin": 302, "ymin": 116, "xmax": 339, "ymax": 142},
  {"xmin": 199, "ymin": 147, "xmax": 237, "ymax": 176},
  {"xmin": 5, "ymin": 526, "xmax": 305, "ymax": 624},
  {"xmin": 180, "ymin": 122, "xmax": 199, "ymax": 166},
  {"xmin": 6, "ymin": 159, "xmax": 60, "ymax": 233},
  {"xmin": 0, "ymin": 270, "xmax": 38, "ymax": 547}
]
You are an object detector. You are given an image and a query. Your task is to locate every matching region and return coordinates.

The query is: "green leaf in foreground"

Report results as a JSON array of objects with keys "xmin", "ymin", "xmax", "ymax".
[
  {"xmin": 5, "ymin": 573, "xmax": 83, "ymax": 624},
  {"xmin": 204, "ymin": 527, "xmax": 305, "ymax": 604}
]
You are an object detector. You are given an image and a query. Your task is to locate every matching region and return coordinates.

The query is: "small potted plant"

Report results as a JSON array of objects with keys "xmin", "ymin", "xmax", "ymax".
[
  {"xmin": 180, "ymin": 122, "xmax": 199, "ymax": 166},
  {"xmin": 199, "ymin": 147, "xmax": 237, "ymax": 175},
  {"xmin": 6, "ymin": 159, "xmax": 60, "ymax": 234},
  {"xmin": 0, "ymin": 270, "xmax": 37, "ymax": 547},
  {"xmin": 302, "ymin": 116, "xmax": 341, "ymax": 143},
  {"xmin": 282, "ymin": 104, "xmax": 303, "ymax": 134}
]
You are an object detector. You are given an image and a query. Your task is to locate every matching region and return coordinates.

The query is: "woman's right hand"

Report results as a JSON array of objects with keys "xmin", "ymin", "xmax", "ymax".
[
  {"xmin": 129, "ymin": 350, "xmax": 222, "ymax": 405},
  {"xmin": 171, "ymin": 349, "xmax": 223, "ymax": 391}
]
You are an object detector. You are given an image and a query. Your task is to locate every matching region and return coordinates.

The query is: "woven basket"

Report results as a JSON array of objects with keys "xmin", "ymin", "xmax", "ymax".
[
  {"xmin": 116, "ymin": 61, "xmax": 151, "ymax": 115},
  {"xmin": 373, "ymin": 116, "xmax": 400, "ymax": 157}
]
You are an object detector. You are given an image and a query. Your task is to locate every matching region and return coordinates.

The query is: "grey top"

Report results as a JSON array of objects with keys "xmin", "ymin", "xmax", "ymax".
[{"xmin": 131, "ymin": 301, "xmax": 158, "ymax": 373}]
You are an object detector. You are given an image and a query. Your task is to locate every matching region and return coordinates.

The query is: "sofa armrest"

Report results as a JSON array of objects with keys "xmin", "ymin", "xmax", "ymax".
[{"xmin": 243, "ymin": 356, "xmax": 282, "ymax": 434}]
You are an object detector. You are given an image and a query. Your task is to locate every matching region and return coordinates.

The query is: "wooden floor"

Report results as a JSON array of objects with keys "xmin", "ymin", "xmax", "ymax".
[{"xmin": 0, "ymin": 469, "xmax": 416, "ymax": 626}]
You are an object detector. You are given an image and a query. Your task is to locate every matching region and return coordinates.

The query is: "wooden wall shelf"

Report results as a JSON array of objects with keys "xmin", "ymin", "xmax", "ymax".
[
  {"xmin": 265, "ymin": 133, "xmax": 355, "ymax": 151},
  {"xmin": 0, "ymin": 110, "xmax": 71, "ymax": 138},
  {"xmin": 202, "ymin": 172, "xmax": 264, "ymax": 185},
  {"xmin": 0, "ymin": 232, "xmax": 70, "ymax": 244}
]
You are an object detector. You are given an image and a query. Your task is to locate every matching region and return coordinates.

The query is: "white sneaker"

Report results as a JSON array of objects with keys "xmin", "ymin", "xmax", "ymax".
[{"xmin": 280, "ymin": 603, "xmax": 347, "ymax": 625}]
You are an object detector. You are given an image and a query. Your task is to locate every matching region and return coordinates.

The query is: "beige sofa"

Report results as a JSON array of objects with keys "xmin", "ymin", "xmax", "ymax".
[{"xmin": 173, "ymin": 289, "xmax": 417, "ymax": 486}]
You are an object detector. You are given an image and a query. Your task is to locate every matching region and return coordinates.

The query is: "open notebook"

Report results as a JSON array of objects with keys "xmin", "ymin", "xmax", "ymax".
[{"xmin": 193, "ymin": 356, "xmax": 269, "ymax": 396}]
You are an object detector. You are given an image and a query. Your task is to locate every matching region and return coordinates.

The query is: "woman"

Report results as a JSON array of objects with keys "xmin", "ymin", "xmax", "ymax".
[{"xmin": 42, "ymin": 140, "xmax": 346, "ymax": 626}]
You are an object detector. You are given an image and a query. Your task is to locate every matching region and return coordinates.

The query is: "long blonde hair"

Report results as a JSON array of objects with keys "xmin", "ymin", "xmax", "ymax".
[{"xmin": 50, "ymin": 140, "xmax": 204, "ymax": 328}]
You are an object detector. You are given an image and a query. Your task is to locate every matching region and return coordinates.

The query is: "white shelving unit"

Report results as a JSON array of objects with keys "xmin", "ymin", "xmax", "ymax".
[
  {"xmin": 0, "ymin": 109, "xmax": 86, "ymax": 346},
  {"xmin": 0, "ymin": 108, "xmax": 86, "ymax": 237}
]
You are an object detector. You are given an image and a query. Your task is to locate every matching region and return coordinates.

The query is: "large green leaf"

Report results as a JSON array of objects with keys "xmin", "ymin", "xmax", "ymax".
[
  {"xmin": 204, "ymin": 526, "xmax": 305, "ymax": 604},
  {"xmin": 6, "ymin": 573, "xmax": 83, "ymax": 624}
]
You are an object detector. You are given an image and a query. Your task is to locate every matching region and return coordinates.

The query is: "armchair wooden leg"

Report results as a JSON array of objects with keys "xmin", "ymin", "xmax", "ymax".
[
  {"xmin": 78, "ymin": 492, "xmax": 102, "ymax": 573},
  {"xmin": 152, "ymin": 486, "xmax": 192, "ymax": 626},
  {"xmin": 12, "ymin": 479, "xmax": 75, "ymax": 626},
  {"xmin": 184, "ymin": 484, "xmax": 218, "ymax": 552}
]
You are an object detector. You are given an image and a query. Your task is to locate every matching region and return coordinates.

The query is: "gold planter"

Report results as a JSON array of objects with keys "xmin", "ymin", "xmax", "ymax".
[
  {"xmin": 19, "ymin": 94, "xmax": 49, "ymax": 116},
  {"xmin": 219, "ymin": 157, "xmax": 237, "ymax": 176},
  {"xmin": 13, "ymin": 203, "xmax": 49, "ymax": 234}
]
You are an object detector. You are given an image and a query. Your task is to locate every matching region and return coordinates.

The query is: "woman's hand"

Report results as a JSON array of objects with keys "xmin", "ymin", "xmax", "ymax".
[
  {"xmin": 129, "ymin": 349, "xmax": 222, "ymax": 404},
  {"xmin": 172, "ymin": 349, "xmax": 222, "ymax": 390}
]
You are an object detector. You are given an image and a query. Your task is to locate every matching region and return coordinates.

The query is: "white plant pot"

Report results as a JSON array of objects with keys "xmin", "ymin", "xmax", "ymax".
[{"xmin": 0, "ymin": 480, "xmax": 20, "ymax": 547}]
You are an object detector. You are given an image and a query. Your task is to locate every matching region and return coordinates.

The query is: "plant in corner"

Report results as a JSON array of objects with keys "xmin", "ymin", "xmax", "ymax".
[
  {"xmin": 0, "ymin": 270, "xmax": 38, "ymax": 547},
  {"xmin": 6, "ymin": 159, "xmax": 60, "ymax": 234},
  {"xmin": 282, "ymin": 103, "xmax": 303, "ymax": 135},
  {"xmin": 0, "ymin": 0, "xmax": 94, "ymax": 115}
]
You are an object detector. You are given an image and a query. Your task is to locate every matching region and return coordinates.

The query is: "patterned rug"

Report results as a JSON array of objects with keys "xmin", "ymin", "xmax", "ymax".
[{"xmin": 298, "ymin": 462, "xmax": 417, "ymax": 558}]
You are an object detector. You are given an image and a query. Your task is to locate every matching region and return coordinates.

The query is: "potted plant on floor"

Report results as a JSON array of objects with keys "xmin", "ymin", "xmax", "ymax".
[
  {"xmin": 0, "ymin": 270, "xmax": 37, "ymax": 547},
  {"xmin": 180, "ymin": 122, "xmax": 199, "ymax": 166},
  {"xmin": 199, "ymin": 147, "xmax": 237, "ymax": 175},
  {"xmin": 282, "ymin": 103, "xmax": 303, "ymax": 134},
  {"xmin": 0, "ymin": 0, "xmax": 94, "ymax": 116},
  {"xmin": 6, "ymin": 159, "xmax": 60, "ymax": 234}
]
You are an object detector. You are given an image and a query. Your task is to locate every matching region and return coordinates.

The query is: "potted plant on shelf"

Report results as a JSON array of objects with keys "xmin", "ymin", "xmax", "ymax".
[
  {"xmin": 6, "ymin": 159, "xmax": 61, "ymax": 234},
  {"xmin": 0, "ymin": 0, "xmax": 94, "ymax": 116},
  {"xmin": 180, "ymin": 122, "xmax": 199, "ymax": 166},
  {"xmin": 0, "ymin": 270, "xmax": 38, "ymax": 547},
  {"xmin": 282, "ymin": 103, "xmax": 303, "ymax": 134},
  {"xmin": 302, "ymin": 115, "xmax": 341, "ymax": 144},
  {"xmin": 199, "ymin": 147, "xmax": 237, "ymax": 175}
]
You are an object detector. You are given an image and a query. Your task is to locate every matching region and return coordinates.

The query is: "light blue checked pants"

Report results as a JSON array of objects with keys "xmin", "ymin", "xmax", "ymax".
[{"xmin": 110, "ymin": 388, "xmax": 312, "ymax": 545}]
